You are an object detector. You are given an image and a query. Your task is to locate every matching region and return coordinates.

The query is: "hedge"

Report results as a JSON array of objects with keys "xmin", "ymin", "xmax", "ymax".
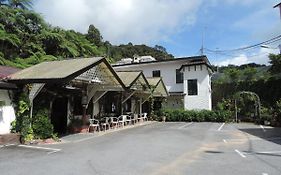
[{"xmin": 160, "ymin": 109, "xmax": 232, "ymax": 122}]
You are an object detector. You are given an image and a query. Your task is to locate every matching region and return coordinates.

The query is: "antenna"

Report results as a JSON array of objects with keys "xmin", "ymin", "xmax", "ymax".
[{"xmin": 200, "ymin": 26, "xmax": 206, "ymax": 55}]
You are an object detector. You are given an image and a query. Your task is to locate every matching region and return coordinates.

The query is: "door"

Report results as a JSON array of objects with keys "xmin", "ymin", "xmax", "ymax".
[{"xmin": 51, "ymin": 97, "xmax": 68, "ymax": 135}]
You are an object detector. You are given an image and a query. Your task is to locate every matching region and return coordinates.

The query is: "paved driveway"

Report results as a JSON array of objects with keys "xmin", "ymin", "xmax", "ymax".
[{"xmin": 1, "ymin": 122, "xmax": 281, "ymax": 175}]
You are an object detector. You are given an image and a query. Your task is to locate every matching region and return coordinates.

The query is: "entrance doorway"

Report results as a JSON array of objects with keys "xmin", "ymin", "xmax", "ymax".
[{"xmin": 51, "ymin": 97, "xmax": 68, "ymax": 134}]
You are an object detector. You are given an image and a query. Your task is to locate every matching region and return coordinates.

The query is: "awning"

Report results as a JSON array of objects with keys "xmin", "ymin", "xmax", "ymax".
[
  {"xmin": 7, "ymin": 57, "xmax": 126, "ymax": 90},
  {"xmin": 146, "ymin": 77, "xmax": 169, "ymax": 97}
]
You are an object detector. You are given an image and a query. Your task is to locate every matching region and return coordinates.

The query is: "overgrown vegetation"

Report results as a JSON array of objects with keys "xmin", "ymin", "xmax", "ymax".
[
  {"xmin": 0, "ymin": 4, "xmax": 173, "ymax": 68},
  {"xmin": 211, "ymin": 54, "xmax": 281, "ymax": 126},
  {"xmin": 11, "ymin": 89, "xmax": 55, "ymax": 142}
]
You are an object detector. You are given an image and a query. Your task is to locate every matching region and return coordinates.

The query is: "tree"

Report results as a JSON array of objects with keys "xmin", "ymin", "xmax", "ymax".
[
  {"xmin": 8, "ymin": 0, "xmax": 32, "ymax": 9},
  {"xmin": 0, "ymin": 0, "xmax": 8, "ymax": 6},
  {"xmin": 86, "ymin": 24, "xmax": 103, "ymax": 47},
  {"xmin": 243, "ymin": 67, "xmax": 257, "ymax": 82},
  {"xmin": 269, "ymin": 54, "xmax": 281, "ymax": 74},
  {"xmin": 154, "ymin": 45, "xmax": 167, "ymax": 53}
]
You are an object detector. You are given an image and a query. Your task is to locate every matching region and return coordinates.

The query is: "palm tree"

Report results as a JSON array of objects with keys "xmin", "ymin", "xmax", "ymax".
[{"xmin": 8, "ymin": 0, "xmax": 33, "ymax": 9}]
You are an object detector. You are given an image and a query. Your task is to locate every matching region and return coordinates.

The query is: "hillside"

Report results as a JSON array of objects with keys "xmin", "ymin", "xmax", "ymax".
[{"xmin": 0, "ymin": 6, "xmax": 173, "ymax": 68}]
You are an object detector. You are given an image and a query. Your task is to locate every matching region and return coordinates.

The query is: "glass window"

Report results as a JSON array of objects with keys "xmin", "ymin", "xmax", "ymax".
[
  {"xmin": 176, "ymin": 69, "xmax": 183, "ymax": 84},
  {"xmin": 188, "ymin": 79, "xmax": 198, "ymax": 95},
  {"xmin": 152, "ymin": 70, "xmax": 161, "ymax": 77}
]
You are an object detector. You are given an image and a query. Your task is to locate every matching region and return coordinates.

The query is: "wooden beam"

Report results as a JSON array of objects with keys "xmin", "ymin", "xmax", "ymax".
[{"xmin": 122, "ymin": 91, "xmax": 136, "ymax": 104}]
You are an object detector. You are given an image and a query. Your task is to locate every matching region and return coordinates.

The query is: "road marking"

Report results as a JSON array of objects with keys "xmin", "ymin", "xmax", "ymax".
[
  {"xmin": 245, "ymin": 150, "xmax": 281, "ymax": 155},
  {"xmin": 260, "ymin": 125, "xmax": 266, "ymax": 132},
  {"xmin": 223, "ymin": 139, "xmax": 227, "ymax": 143},
  {"xmin": 18, "ymin": 144, "xmax": 61, "ymax": 154},
  {"xmin": 217, "ymin": 123, "xmax": 225, "ymax": 131},
  {"xmin": 178, "ymin": 122, "xmax": 193, "ymax": 129},
  {"xmin": 262, "ymin": 173, "xmax": 268, "ymax": 175},
  {"xmin": 235, "ymin": 149, "xmax": 246, "ymax": 158}
]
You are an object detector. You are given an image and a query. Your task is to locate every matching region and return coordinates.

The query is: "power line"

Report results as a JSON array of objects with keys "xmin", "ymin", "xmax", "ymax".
[{"xmin": 205, "ymin": 34, "xmax": 281, "ymax": 53}]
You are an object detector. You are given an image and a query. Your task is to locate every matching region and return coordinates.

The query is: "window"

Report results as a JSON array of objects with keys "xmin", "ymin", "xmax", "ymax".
[
  {"xmin": 188, "ymin": 79, "xmax": 198, "ymax": 95},
  {"xmin": 152, "ymin": 70, "xmax": 161, "ymax": 77},
  {"xmin": 176, "ymin": 69, "xmax": 183, "ymax": 84}
]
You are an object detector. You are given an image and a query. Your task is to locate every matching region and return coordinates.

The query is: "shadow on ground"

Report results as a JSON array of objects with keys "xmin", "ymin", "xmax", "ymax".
[{"xmin": 239, "ymin": 127, "xmax": 281, "ymax": 145}]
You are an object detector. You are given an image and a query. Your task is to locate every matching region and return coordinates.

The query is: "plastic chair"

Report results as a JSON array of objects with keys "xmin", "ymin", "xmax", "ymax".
[
  {"xmin": 142, "ymin": 113, "xmax": 148, "ymax": 121},
  {"xmin": 110, "ymin": 117, "xmax": 119, "ymax": 129},
  {"xmin": 118, "ymin": 115, "xmax": 127, "ymax": 127},
  {"xmin": 88, "ymin": 119, "xmax": 100, "ymax": 132},
  {"xmin": 100, "ymin": 117, "xmax": 110, "ymax": 131}
]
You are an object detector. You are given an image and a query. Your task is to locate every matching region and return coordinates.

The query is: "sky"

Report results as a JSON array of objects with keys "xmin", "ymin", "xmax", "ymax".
[{"xmin": 33, "ymin": 0, "xmax": 281, "ymax": 66}]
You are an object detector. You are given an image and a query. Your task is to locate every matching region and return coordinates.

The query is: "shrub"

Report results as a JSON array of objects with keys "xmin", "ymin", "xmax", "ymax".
[
  {"xmin": 32, "ymin": 109, "xmax": 54, "ymax": 139},
  {"xmin": 160, "ymin": 109, "xmax": 232, "ymax": 122}
]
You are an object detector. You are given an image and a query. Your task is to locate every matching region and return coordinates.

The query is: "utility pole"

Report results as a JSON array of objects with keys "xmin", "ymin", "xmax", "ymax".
[
  {"xmin": 200, "ymin": 27, "xmax": 206, "ymax": 55},
  {"xmin": 273, "ymin": 2, "xmax": 281, "ymax": 19}
]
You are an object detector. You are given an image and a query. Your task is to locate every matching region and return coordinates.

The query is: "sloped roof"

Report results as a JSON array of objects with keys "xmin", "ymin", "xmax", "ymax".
[
  {"xmin": 146, "ymin": 77, "xmax": 169, "ymax": 97},
  {"xmin": 113, "ymin": 55, "xmax": 210, "ymax": 67},
  {"xmin": 0, "ymin": 66, "xmax": 21, "ymax": 79},
  {"xmin": 116, "ymin": 71, "xmax": 149, "ymax": 90},
  {"xmin": 8, "ymin": 57, "xmax": 104, "ymax": 82}
]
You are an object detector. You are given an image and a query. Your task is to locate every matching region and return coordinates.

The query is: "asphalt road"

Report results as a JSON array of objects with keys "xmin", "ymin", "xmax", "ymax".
[{"xmin": 1, "ymin": 122, "xmax": 281, "ymax": 175}]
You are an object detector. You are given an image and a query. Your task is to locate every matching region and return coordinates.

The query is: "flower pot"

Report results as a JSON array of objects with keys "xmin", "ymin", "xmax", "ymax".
[{"xmin": 162, "ymin": 116, "xmax": 166, "ymax": 122}]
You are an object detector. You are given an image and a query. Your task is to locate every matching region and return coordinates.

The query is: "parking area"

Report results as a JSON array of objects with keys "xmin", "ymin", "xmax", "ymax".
[{"xmin": 1, "ymin": 122, "xmax": 281, "ymax": 175}]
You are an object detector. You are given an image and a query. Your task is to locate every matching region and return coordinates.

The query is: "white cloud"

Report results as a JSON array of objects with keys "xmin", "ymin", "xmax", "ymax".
[
  {"xmin": 214, "ymin": 47, "xmax": 280, "ymax": 66},
  {"xmin": 34, "ymin": 0, "xmax": 202, "ymax": 44}
]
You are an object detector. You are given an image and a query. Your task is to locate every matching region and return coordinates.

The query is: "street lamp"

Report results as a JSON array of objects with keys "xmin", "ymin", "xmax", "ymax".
[{"xmin": 260, "ymin": 44, "xmax": 281, "ymax": 54}]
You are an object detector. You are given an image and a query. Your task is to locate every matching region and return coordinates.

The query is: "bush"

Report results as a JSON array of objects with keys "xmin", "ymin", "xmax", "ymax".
[
  {"xmin": 272, "ymin": 99, "xmax": 281, "ymax": 126},
  {"xmin": 32, "ymin": 109, "xmax": 54, "ymax": 139},
  {"xmin": 159, "ymin": 109, "xmax": 232, "ymax": 122}
]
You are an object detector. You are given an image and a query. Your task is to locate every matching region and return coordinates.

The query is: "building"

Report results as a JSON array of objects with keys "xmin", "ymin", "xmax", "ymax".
[
  {"xmin": 113, "ymin": 55, "xmax": 213, "ymax": 110},
  {"xmin": 0, "ymin": 66, "xmax": 20, "ymax": 134}
]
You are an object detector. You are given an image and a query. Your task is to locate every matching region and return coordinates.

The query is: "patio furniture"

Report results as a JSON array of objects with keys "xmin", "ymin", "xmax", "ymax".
[
  {"xmin": 137, "ymin": 114, "xmax": 142, "ymax": 122},
  {"xmin": 125, "ymin": 115, "xmax": 132, "ymax": 125},
  {"xmin": 131, "ymin": 114, "xmax": 138, "ymax": 124},
  {"xmin": 118, "ymin": 115, "xmax": 127, "ymax": 127},
  {"xmin": 109, "ymin": 117, "xmax": 119, "ymax": 129},
  {"xmin": 88, "ymin": 119, "xmax": 100, "ymax": 132},
  {"xmin": 100, "ymin": 117, "xmax": 110, "ymax": 131},
  {"xmin": 142, "ymin": 113, "xmax": 148, "ymax": 121}
]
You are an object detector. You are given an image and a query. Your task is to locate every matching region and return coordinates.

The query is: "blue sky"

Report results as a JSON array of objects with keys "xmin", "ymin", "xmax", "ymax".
[{"xmin": 33, "ymin": 0, "xmax": 281, "ymax": 65}]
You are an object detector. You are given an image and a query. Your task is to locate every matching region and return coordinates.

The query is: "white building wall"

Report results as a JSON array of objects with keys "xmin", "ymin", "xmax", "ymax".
[
  {"xmin": 183, "ymin": 65, "xmax": 212, "ymax": 110},
  {"xmin": 0, "ymin": 90, "xmax": 16, "ymax": 134},
  {"xmin": 114, "ymin": 61, "xmax": 185, "ymax": 92},
  {"xmin": 114, "ymin": 59, "xmax": 212, "ymax": 110}
]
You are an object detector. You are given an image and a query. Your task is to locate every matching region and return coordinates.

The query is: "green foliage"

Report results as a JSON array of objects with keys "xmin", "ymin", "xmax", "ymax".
[
  {"xmin": 32, "ymin": 109, "xmax": 54, "ymax": 139},
  {"xmin": 272, "ymin": 99, "xmax": 281, "ymax": 126},
  {"xmin": 12, "ymin": 91, "xmax": 55, "ymax": 141},
  {"xmin": 8, "ymin": 0, "xmax": 33, "ymax": 9},
  {"xmin": 86, "ymin": 24, "xmax": 103, "ymax": 47},
  {"xmin": 0, "ymin": 6, "xmax": 173, "ymax": 68},
  {"xmin": 269, "ymin": 54, "xmax": 281, "ymax": 74},
  {"xmin": 109, "ymin": 44, "xmax": 173, "ymax": 61},
  {"xmin": 160, "ymin": 109, "xmax": 232, "ymax": 122}
]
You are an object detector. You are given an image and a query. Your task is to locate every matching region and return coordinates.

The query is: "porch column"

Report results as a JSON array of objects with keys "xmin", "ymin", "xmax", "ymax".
[{"xmin": 139, "ymin": 98, "xmax": 142, "ymax": 115}]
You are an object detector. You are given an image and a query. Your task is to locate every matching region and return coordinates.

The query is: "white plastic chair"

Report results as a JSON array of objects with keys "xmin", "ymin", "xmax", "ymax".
[
  {"xmin": 88, "ymin": 119, "xmax": 100, "ymax": 132},
  {"xmin": 142, "ymin": 113, "xmax": 148, "ymax": 121},
  {"xmin": 118, "ymin": 115, "xmax": 127, "ymax": 127},
  {"xmin": 125, "ymin": 115, "xmax": 132, "ymax": 125},
  {"xmin": 100, "ymin": 117, "xmax": 110, "ymax": 131},
  {"xmin": 131, "ymin": 114, "xmax": 138, "ymax": 124},
  {"xmin": 110, "ymin": 117, "xmax": 119, "ymax": 129}
]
